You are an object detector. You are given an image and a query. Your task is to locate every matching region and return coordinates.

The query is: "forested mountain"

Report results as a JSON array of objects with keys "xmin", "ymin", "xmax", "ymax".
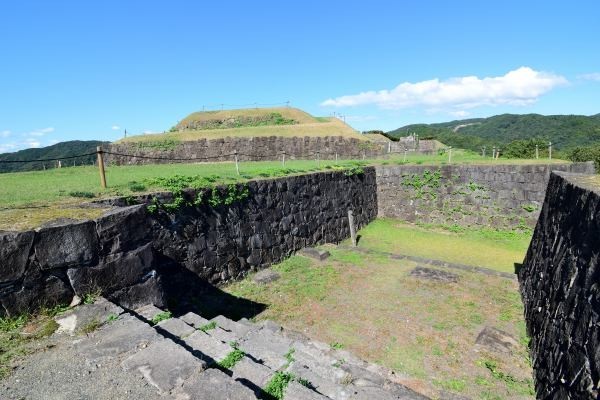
[
  {"xmin": 0, "ymin": 140, "xmax": 106, "ymax": 173},
  {"xmin": 387, "ymin": 113, "xmax": 600, "ymax": 152}
]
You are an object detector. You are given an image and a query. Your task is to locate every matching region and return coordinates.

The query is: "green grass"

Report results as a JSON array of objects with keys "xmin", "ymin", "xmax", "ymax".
[
  {"xmin": 218, "ymin": 347, "xmax": 246, "ymax": 369},
  {"xmin": 198, "ymin": 321, "xmax": 217, "ymax": 332},
  {"xmin": 0, "ymin": 150, "xmax": 569, "ymax": 231},
  {"xmin": 355, "ymin": 219, "xmax": 531, "ymax": 273},
  {"xmin": 150, "ymin": 311, "xmax": 172, "ymax": 325},
  {"xmin": 264, "ymin": 371, "xmax": 296, "ymax": 400},
  {"xmin": 223, "ymin": 220, "xmax": 533, "ymax": 399}
]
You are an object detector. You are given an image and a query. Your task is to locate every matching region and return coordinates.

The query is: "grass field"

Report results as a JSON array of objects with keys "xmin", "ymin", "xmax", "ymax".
[
  {"xmin": 357, "ymin": 219, "xmax": 531, "ymax": 273},
  {"xmin": 224, "ymin": 220, "xmax": 533, "ymax": 399},
  {"xmin": 0, "ymin": 151, "xmax": 570, "ymax": 230}
]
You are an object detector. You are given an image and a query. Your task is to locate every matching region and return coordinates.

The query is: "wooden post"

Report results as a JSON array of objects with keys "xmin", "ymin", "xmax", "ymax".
[
  {"xmin": 496, "ymin": 148, "xmax": 501, "ymax": 160},
  {"xmin": 548, "ymin": 142, "xmax": 552, "ymax": 160},
  {"xmin": 362, "ymin": 151, "xmax": 366, "ymax": 160},
  {"xmin": 448, "ymin": 146, "xmax": 452, "ymax": 163},
  {"xmin": 482, "ymin": 146, "xmax": 486, "ymax": 157},
  {"xmin": 234, "ymin": 150, "xmax": 240, "ymax": 175},
  {"xmin": 348, "ymin": 209, "xmax": 357, "ymax": 247},
  {"xmin": 535, "ymin": 145, "xmax": 539, "ymax": 159},
  {"xmin": 335, "ymin": 152, "xmax": 338, "ymax": 164},
  {"xmin": 316, "ymin": 151, "xmax": 320, "ymax": 167},
  {"xmin": 282, "ymin": 151, "xmax": 286, "ymax": 167},
  {"xmin": 58, "ymin": 160, "xmax": 62, "ymax": 169},
  {"xmin": 97, "ymin": 146, "xmax": 107, "ymax": 188},
  {"xmin": 388, "ymin": 142, "xmax": 391, "ymax": 153},
  {"xmin": 492, "ymin": 146, "xmax": 496, "ymax": 159},
  {"xmin": 403, "ymin": 147, "xmax": 407, "ymax": 162}
]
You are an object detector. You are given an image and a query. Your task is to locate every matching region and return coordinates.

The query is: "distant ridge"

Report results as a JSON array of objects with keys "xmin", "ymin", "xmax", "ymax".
[
  {"xmin": 387, "ymin": 113, "xmax": 600, "ymax": 152},
  {"xmin": 0, "ymin": 140, "xmax": 106, "ymax": 173}
]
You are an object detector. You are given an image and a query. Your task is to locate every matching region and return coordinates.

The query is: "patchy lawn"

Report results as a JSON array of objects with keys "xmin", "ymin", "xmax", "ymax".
[
  {"xmin": 356, "ymin": 219, "xmax": 531, "ymax": 273},
  {"xmin": 224, "ymin": 223, "xmax": 533, "ymax": 399}
]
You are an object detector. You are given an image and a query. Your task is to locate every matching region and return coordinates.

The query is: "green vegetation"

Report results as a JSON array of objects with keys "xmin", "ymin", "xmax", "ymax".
[
  {"xmin": 0, "ymin": 306, "xmax": 68, "ymax": 379},
  {"xmin": 567, "ymin": 143, "xmax": 600, "ymax": 169},
  {"xmin": 387, "ymin": 113, "xmax": 600, "ymax": 155},
  {"xmin": 224, "ymin": 219, "xmax": 532, "ymax": 399},
  {"xmin": 0, "ymin": 140, "xmax": 106, "ymax": 173},
  {"xmin": 264, "ymin": 371, "xmax": 296, "ymax": 400},
  {"xmin": 355, "ymin": 219, "xmax": 530, "ymax": 273},
  {"xmin": 150, "ymin": 311, "xmax": 172, "ymax": 325},
  {"xmin": 198, "ymin": 321, "xmax": 217, "ymax": 332},
  {"xmin": 106, "ymin": 314, "xmax": 119, "ymax": 323},
  {"xmin": 218, "ymin": 345, "xmax": 246, "ymax": 369},
  {"xmin": 79, "ymin": 319, "xmax": 101, "ymax": 335}
]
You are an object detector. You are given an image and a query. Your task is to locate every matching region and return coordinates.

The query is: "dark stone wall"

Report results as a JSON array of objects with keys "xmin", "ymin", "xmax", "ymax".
[
  {"xmin": 0, "ymin": 169, "xmax": 377, "ymax": 316},
  {"xmin": 519, "ymin": 172, "xmax": 600, "ymax": 399},
  {"xmin": 105, "ymin": 137, "xmax": 440, "ymax": 165},
  {"xmin": 376, "ymin": 162, "xmax": 595, "ymax": 229}
]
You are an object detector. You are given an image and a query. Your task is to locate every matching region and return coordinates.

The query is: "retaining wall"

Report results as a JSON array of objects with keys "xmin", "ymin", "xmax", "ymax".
[
  {"xmin": 519, "ymin": 172, "xmax": 600, "ymax": 399},
  {"xmin": 375, "ymin": 162, "xmax": 595, "ymax": 229},
  {"xmin": 0, "ymin": 169, "xmax": 377, "ymax": 316},
  {"xmin": 106, "ymin": 137, "xmax": 439, "ymax": 165}
]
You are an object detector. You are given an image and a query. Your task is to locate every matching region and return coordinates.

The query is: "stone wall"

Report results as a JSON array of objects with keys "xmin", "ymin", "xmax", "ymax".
[
  {"xmin": 0, "ymin": 169, "xmax": 377, "ymax": 317},
  {"xmin": 376, "ymin": 162, "xmax": 595, "ymax": 229},
  {"xmin": 519, "ymin": 172, "xmax": 600, "ymax": 399},
  {"xmin": 105, "ymin": 137, "xmax": 440, "ymax": 165}
]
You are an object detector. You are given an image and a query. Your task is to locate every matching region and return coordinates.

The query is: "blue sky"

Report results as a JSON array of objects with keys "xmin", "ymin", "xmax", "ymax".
[{"xmin": 1, "ymin": 0, "xmax": 599, "ymax": 152}]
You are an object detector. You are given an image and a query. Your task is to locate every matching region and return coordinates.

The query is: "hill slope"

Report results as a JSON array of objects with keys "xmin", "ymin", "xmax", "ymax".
[
  {"xmin": 0, "ymin": 140, "xmax": 106, "ymax": 173},
  {"xmin": 387, "ymin": 113, "xmax": 600, "ymax": 151},
  {"xmin": 118, "ymin": 107, "xmax": 366, "ymax": 143}
]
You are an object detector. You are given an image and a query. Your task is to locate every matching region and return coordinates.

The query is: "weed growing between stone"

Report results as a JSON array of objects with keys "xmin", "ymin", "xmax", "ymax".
[
  {"xmin": 263, "ymin": 371, "xmax": 296, "ymax": 400},
  {"xmin": 198, "ymin": 321, "xmax": 217, "ymax": 332},
  {"xmin": 150, "ymin": 311, "xmax": 172, "ymax": 325}
]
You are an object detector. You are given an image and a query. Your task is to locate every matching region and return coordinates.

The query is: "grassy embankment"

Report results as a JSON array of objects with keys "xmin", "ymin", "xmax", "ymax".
[
  {"xmin": 224, "ymin": 220, "xmax": 533, "ymax": 400},
  {"xmin": 0, "ymin": 150, "xmax": 569, "ymax": 231}
]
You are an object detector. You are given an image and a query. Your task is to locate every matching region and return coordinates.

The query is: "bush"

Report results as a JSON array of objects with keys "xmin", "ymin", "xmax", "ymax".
[{"xmin": 566, "ymin": 144, "xmax": 600, "ymax": 169}]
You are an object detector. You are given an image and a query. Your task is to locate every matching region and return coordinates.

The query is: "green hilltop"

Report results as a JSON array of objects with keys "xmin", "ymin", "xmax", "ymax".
[
  {"xmin": 387, "ymin": 113, "xmax": 600, "ymax": 152},
  {"xmin": 0, "ymin": 140, "xmax": 106, "ymax": 173}
]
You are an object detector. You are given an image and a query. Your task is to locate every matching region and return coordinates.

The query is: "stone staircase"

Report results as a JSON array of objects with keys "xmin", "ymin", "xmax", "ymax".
[{"xmin": 58, "ymin": 298, "xmax": 427, "ymax": 399}]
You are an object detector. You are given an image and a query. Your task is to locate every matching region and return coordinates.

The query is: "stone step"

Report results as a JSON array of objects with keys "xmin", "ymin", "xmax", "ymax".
[
  {"xmin": 172, "ymin": 368, "xmax": 259, "ymax": 400},
  {"xmin": 210, "ymin": 315, "xmax": 254, "ymax": 338},
  {"xmin": 75, "ymin": 313, "xmax": 160, "ymax": 363},
  {"xmin": 180, "ymin": 311, "xmax": 210, "ymax": 329},
  {"xmin": 184, "ymin": 330, "xmax": 235, "ymax": 364},
  {"xmin": 156, "ymin": 317, "xmax": 196, "ymax": 339},
  {"xmin": 55, "ymin": 297, "xmax": 124, "ymax": 335},
  {"xmin": 238, "ymin": 326, "xmax": 295, "ymax": 370},
  {"xmin": 285, "ymin": 380, "xmax": 330, "ymax": 400},
  {"xmin": 135, "ymin": 304, "xmax": 165, "ymax": 322},
  {"xmin": 121, "ymin": 338, "xmax": 206, "ymax": 394}
]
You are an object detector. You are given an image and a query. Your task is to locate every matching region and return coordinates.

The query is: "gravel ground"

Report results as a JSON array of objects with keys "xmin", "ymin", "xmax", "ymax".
[{"xmin": 0, "ymin": 333, "xmax": 164, "ymax": 400}]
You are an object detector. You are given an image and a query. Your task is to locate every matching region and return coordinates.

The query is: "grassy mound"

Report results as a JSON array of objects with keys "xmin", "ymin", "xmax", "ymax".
[{"xmin": 117, "ymin": 107, "xmax": 366, "ymax": 143}]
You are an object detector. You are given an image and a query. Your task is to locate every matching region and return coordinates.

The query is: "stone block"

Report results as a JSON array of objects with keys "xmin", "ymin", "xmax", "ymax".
[
  {"xmin": 0, "ymin": 230, "xmax": 34, "ymax": 283},
  {"xmin": 96, "ymin": 204, "xmax": 150, "ymax": 255},
  {"xmin": 156, "ymin": 317, "xmax": 196, "ymax": 338},
  {"xmin": 298, "ymin": 247, "xmax": 330, "ymax": 261},
  {"xmin": 67, "ymin": 243, "xmax": 155, "ymax": 297},
  {"xmin": 122, "ymin": 338, "xmax": 206, "ymax": 393},
  {"xmin": 173, "ymin": 368, "xmax": 258, "ymax": 400},
  {"xmin": 55, "ymin": 297, "xmax": 124, "ymax": 335},
  {"xmin": 34, "ymin": 220, "xmax": 98, "ymax": 270}
]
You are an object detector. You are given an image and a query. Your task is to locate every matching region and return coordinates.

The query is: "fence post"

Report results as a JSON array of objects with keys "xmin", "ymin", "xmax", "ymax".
[
  {"xmin": 282, "ymin": 151, "xmax": 286, "ymax": 167},
  {"xmin": 403, "ymin": 147, "xmax": 407, "ymax": 162},
  {"xmin": 335, "ymin": 152, "xmax": 338, "ymax": 164},
  {"xmin": 482, "ymin": 146, "xmax": 486, "ymax": 157},
  {"xmin": 448, "ymin": 146, "xmax": 452, "ymax": 164},
  {"xmin": 548, "ymin": 142, "xmax": 552, "ymax": 160},
  {"xmin": 535, "ymin": 145, "xmax": 539, "ymax": 159},
  {"xmin": 234, "ymin": 150, "xmax": 240, "ymax": 175},
  {"xmin": 388, "ymin": 142, "xmax": 391, "ymax": 153},
  {"xmin": 316, "ymin": 151, "xmax": 320, "ymax": 168},
  {"xmin": 97, "ymin": 146, "xmax": 107, "ymax": 189},
  {"xmin": 496, "ymin": 148, "xmax": 501, "ymax": 160},
  {"xmin": 492, "ymin": 146, "xmax": 496, "ymax": 160},
  {"xmin": 348, "ymin": 209, "xmax": 357, "ymax": 247}
]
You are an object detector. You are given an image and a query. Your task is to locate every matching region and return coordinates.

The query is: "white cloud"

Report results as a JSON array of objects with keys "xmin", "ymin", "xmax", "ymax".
[
  {"xmin": 0, "ymin": 142, "xmax": 18, "ymax": 153},
  {"xmin": 321, "ymin": 67, "xmax": 567, "ymax": 110},
  {"xmin": 449, "ymin": 110, "xmax": 470, "ymax": 118},
  {"xmin": 27, "ymin": 127, "xmax": 55, "ymax": 137},
  {"xmin": 0, "ymin": 130, "xmax": 10, "ymax": 138},
  {"xmin": 24, "ymin": 138, "xmax": 41, "ymax": 148},
  {"xmin": 111, "ymin": 125, "xmax": 121, "ymax": 130},
  {"xmin": 578, "ymin": 72, "xmax": 600, "ymax": 81}
]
